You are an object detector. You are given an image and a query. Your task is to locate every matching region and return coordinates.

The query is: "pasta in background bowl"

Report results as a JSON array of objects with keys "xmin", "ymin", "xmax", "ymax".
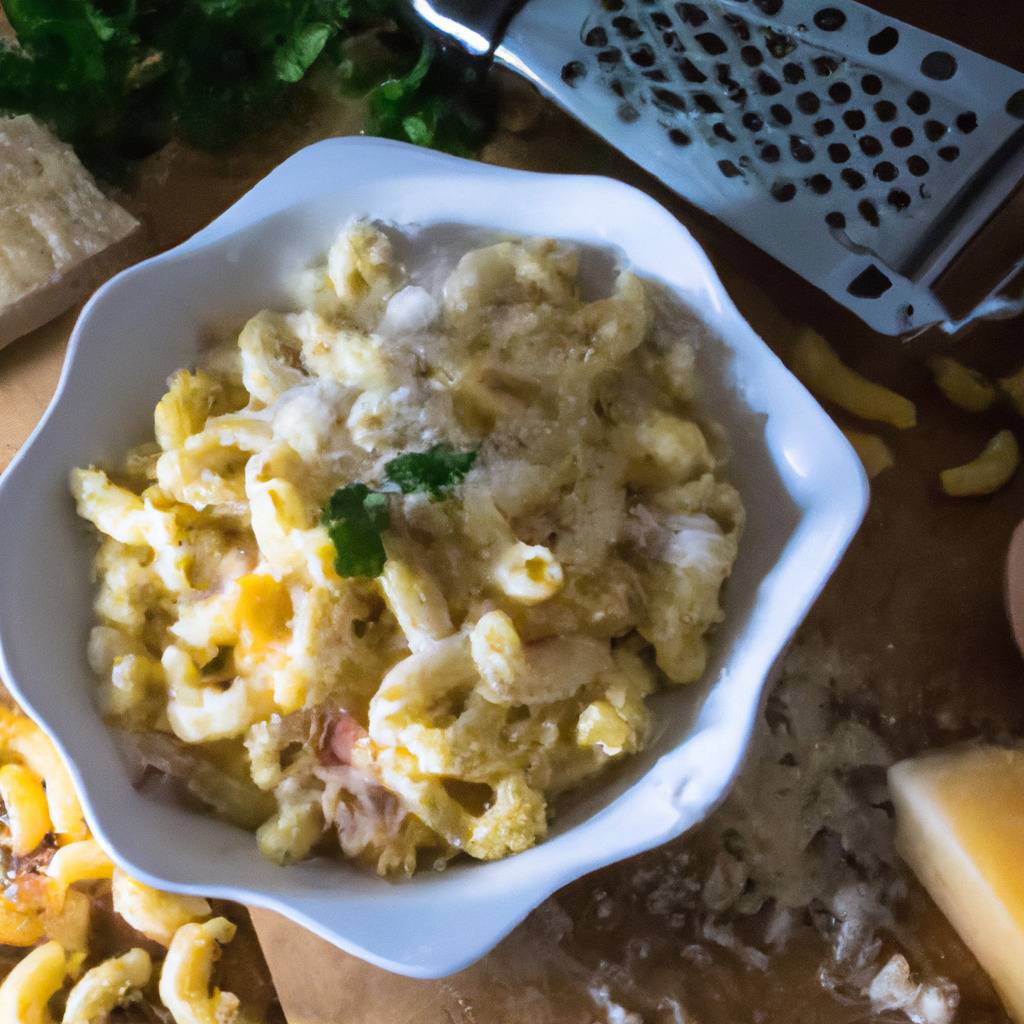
[{"xmin": 0, "ymin": 138, "xmax": 868, "ymax": 977}]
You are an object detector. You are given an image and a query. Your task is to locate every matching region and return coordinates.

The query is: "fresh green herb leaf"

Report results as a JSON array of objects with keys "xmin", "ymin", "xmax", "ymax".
[
  {"xmin": 321, "ymin": 483, "xmax": 390, "ymax": 578},
  {"xmin": 0, "ymin": 0, "xmax": 494, "ymax": 175},
  {"xmin": 364, "ymin": 38, "xmax": 492, "ymax": 156},
  {"xmin": 385, "ymin": 445, "xmax": 477, "ymax": 500},
  {"xmin": 273, "ymin": 21, "xmax": 332, "ymax": 83}
]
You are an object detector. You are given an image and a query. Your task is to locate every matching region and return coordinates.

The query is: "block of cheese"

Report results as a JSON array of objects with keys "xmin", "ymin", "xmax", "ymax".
[
  {"xmin": 890, "ymin": 746, "xmax": 1024, "ymax": 1022},
  {"xmin": 0, "ymin": 115, "xmax": 142, "ymax": 348}
]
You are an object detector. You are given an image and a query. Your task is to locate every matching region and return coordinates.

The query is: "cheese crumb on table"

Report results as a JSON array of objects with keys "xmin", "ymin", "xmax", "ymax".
[
  {"xmin": 889, "ymin": 745, "xmax": 1024, "ymax": 1023},
  {"xmin": 0, "ymin": 115, "xmax": 141, "ymax": 348}
]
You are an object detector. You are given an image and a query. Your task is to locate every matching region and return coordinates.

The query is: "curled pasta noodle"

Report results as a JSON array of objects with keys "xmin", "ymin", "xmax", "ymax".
[
  {"xmin": 790, "ymin": 329, "xmax": 916, "ymax": 429},
  {"xmin": 46, "ymin": 840, "xmax": 115, "ymax": 901},
  {"xmin": 163, "ymin": 645, "xmax": 273, "ymax": 743},
  {"xmin": 470, "ymin": 612, "xmax": 612, "ymax": 706},
  {"xmin": 0, "ymin": 763, "xmax": 51, "ymax": 856},
  {"xmin": 70, "ymin": 469, "xmax": 189, "ymax": 593},
  {"xmin": 154, "ymin": 369, "xmax": 235, "ymax": 452},
  {"xmin": 468, "ymin": 611, "xmax": 526, "ymax": 701},
  {"xmin": 369, "ymin": 636, "xmax": 478, "ymax": 777},
  {"xmin": 239, "ymin": 311, "xmax": 306, "ymax": 405},
  {"xmin": 376, "ymin": 753, "xmax": 547, "ymax": 861},
  {"xmin": 292, "ymin": 312, "xmax": 390, "ymax": 390},
  {"xmin": 493, "ymin": 542, "xmax": 563, "ymax": 605},
  {"xmin": 62, "ymin": 948, "xmax": 152, "ymax": 1024},
  {"xmin": 156, "ymin": 416, "xmax": 272, "ymax": 511},
  {"xmin": 0, "ymin": 940, "xmax": 70, "ymax": 1024},
  {"xmin": 381, "ymin": 556, "xmax": 452, "ymax": 651},
  {"xmin": 327, "ymin": 220, "xmax": 397, "ymax": 323},
  {"xmin": 245, "ymin": 445, "xmax": 336, "ymax": 584},
  {"xmin": 158, "ymin": 917, "xmax": 239, "ymax": 1024},
  {"xmin": 255, "ymin": 780, "xmax": 324, "ymax": 865},
  {"xmin": 111, "ymin": 870, "xmax": 211, "ymax": 947},
  {"xmin": 927, "ymin": 355, "xmax": 995, "ymax": 413},
  {"xmin": 578, "ymin": 271, "xmax": 651, "ymax": 368},
  {"xmin": 940, "ymin": 430, "xmax": 1020, "ymax": 497},
  {"xmin": 618, "ymin": 410, "xmax": 712, "ymax": 489},
  {"xmin": 0, "ymin": 708, "xmax": 85, "ymax": 841}
]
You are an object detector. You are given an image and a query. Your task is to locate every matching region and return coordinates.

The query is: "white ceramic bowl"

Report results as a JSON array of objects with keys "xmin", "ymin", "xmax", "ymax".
[{"xmin": 0, "ymin": 138, "xmax": 867, "ymax": 978}]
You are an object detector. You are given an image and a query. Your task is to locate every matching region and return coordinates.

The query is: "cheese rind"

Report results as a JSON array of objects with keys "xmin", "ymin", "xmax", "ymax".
[
  {"xmin": 0, "ymin": 115, "xmax": 142, "ymax": 347},
  {"xmin": 890, "ymin": 745, "xmax": 1024, "ymax": 1022}
]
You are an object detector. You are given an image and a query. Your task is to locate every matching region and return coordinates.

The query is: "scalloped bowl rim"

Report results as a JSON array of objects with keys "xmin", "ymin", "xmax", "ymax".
[{"xmin": 0, "ymin": 137, "xmax": 867, "ymax": 978}]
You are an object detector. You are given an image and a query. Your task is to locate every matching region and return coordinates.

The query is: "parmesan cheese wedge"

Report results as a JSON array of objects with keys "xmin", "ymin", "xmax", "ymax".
[
  {"xmin": 0, "ymin": 115, "xmax": 143, "ymax": 348},
  {"xmin": 889, "ymin": 746, "xmax": 1024, "ymax": 1022}
]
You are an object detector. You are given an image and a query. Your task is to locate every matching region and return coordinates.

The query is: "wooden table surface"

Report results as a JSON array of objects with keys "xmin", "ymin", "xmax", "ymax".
[{"xmin": 1, "ymin": 4, "xmax": 1022, "ymax": 1022}]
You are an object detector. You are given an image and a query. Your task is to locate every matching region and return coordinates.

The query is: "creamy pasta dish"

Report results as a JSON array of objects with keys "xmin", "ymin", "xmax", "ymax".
[{"xmin": 71, "ymin": 222, "xmax": 743, "ymax": 874}]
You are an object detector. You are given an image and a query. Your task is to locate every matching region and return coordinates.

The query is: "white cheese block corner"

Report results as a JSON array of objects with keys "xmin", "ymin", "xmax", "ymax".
[{"xmin": 0, "ymin": 115, "xmax": 144, "ymax": 348}]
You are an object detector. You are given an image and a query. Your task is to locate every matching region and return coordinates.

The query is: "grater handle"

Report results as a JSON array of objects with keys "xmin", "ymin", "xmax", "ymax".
[
  {"xmin": 401, "ymin": 0, "xmax": 527, "ymax": 58},
  {"xmin": 933, "ymin": 182, "xmax": 1024, "ymax": 336}
]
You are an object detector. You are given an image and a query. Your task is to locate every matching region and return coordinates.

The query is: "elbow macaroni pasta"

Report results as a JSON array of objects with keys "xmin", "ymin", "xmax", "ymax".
[
  {"xmin": 71, "ymin": 223, "xmax": 743, "ymax": 872},
  {"xmin": 0, "ymin": 941, "xmax": 72, "ymax": 1024},
  {"xmin": 0, "ymin": 702, "xmax": 246, "ymax": 1022},
  {"xmin": 62, "ymin": 948, "xmax": 152, "ymax": 1024},
  {"xmin": 158, "ymin": 918, "xmax": 239, "ymax": 1024}
]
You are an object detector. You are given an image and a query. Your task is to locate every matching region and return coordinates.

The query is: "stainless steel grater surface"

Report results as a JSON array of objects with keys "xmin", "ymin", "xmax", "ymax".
[{"xmin": 411, "ymin": 0, "xmax": 1024, "ymax": 336}]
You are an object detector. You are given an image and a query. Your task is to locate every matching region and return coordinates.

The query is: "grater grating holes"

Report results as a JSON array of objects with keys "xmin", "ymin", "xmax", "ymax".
[
  {"xmin": 859, "ymin": 135, "xmax": 882, "ymax": 156},
  {"xmin": 867, "ymin": 27, "xmax": 899, "ymax": 55},
  {"xmin": 574, "ymin": 0, "xmax": 1001, "ymax": 299}
]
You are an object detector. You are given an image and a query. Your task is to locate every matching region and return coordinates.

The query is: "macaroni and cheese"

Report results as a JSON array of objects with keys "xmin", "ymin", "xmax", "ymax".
[{"xmin": 71, "ymin": 223, "xmax": 743, "ymax": 873}]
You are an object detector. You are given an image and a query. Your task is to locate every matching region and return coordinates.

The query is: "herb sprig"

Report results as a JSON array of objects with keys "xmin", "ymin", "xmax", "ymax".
[
  {"xmin": 385, "ymin": 444, "xmax": 478, "ymax": 500},
  {"xmin": 322, "ymin": 445, "xmax": 477, "ymax": 578},
  {"xmin": 321, "ymin": 482, "xmax": 390, "ymax": 579},
  {"xmin": 0, "ymin": 0, "xmax": 493, "ymax": 175}
]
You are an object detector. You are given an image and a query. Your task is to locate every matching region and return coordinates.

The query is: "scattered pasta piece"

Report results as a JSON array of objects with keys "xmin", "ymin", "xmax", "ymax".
[
  {"xmin": 0, "ymin": 941, "xmax": 70, "ymax": 1024},
  {"xmin": 62, "ymin": 948, "xmax": 152, "ymax": 1024},
  {"xmin": 940, "ymin": 430, "xmax": 1020, "ymax": 497},
  {"xmin": 159, "ymin": 917, "xmax": 239, "ymax": 1024},
  {"xmin": 0, "ymin": 763, "xmax": 51, "ymax": 856},
  {"xmin": 0, "ymin": 703, "xmax": 246, "ymax": 1021},
  {"xmin": 790, "ymin": 329, "xmax": 916, "ymax": 429},
  {"xmin": 0, "ymin": 708, "xmax": 86, "ymax": 840},
  {"xmin": 111, "ymin": 870, "xmax": 212, "ymax": 947},
  {"xmin": 842, "ymin": 429, "xmax": 894, "ymax": 479},
  {"xmin": 999, "ymin": 364, "xmax": 1024, "ymax": 417},
  {"xmin": 46, "ymin": 840, "xmax": 114, "ymax": 900},
  {"xmin": 927, "ymin": 356, "xmax": 996, "ymax": 413}
]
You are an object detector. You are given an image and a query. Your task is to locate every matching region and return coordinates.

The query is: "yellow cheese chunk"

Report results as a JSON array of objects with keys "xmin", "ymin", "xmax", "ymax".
[{"xmin": 889, "ymin": 746, "xmax": 1024, "ymax": 1022}]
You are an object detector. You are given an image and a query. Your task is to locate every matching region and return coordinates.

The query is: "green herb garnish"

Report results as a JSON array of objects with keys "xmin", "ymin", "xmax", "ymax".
[
  {"xmin": 384, "ymin": 445, "xmax": 477, "ymax": 500},
  {"xmin": 323, "ymin": 446, "xmax": 476, "ymax": 573},
  {"xmin": 321, "ymin": 482, "xmax": 390, "ymax": 578},
  {"xmin": 364, "ymin": 38, "xmax": 491, "ymax": 157},
  {"xmin": 0, "ymin": 0, "xmax": 494, "ymax": 175}
]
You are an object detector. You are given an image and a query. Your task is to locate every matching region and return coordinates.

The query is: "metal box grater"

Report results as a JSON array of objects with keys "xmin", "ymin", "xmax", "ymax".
[{"xmin": 409, "ymin": 0, "xmax": 1024, "ymax": 336}]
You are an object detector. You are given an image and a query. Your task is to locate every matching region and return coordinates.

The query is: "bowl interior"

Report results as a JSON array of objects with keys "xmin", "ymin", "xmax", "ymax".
[{"xmin": 0, "ymin": 139, "xmax": 867, "ymax": 976}]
